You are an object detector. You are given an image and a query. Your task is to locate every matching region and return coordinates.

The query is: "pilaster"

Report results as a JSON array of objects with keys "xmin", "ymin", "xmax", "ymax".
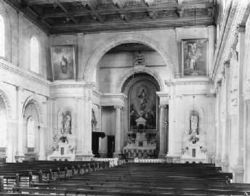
[
  {"xmin": 159, "ymin": 104, "xmax": 167, "ymax": 158},
  {"xmin": 114, "ymin": 105, "xmax": 123, "ymax": 157}
]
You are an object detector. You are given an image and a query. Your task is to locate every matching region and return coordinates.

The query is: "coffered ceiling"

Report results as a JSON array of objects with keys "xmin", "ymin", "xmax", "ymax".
[{"xmin": 4, "ymin": 0, "xmax": 216, "ymax": 34}]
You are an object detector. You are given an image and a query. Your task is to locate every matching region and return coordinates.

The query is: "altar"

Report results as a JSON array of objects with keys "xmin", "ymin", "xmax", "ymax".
[{"xmin": 123, "ymin": 132, "xmax": 157, "ymax": 158}]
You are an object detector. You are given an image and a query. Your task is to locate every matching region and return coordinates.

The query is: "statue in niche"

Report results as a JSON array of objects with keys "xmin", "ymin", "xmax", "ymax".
[
  {"xmin": 91, "ymin": 109, "xmax": 97, "ymax": 131},
  {"xmin": 61, "ymin": 111, "xmax": 72, "ymax": 135},
  {"xmin": 189, "ymin": 112, "xmax": 199, "ymax": 144},
  {"xmin": 134, "ymin": 51, "xmax": 145, "ymax": 66}
]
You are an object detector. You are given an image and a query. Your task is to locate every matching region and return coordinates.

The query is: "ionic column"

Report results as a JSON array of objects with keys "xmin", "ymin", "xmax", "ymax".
[
  {"xmin": 114, "ymin": 105, "xmax": 122, "ymax": 156},
  {"xmin": 159, "ymin": 104, "xmax": 167, "ymax": 157}
]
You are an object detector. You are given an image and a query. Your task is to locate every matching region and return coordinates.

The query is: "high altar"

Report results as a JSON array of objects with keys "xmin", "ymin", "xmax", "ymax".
[{"xmin": 123, "ymin": 80, "xmax": 158, "ymax": 158}]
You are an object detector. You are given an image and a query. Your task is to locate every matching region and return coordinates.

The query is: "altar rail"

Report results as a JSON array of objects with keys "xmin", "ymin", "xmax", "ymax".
[
  {"xmin": 133, "ymin": 158, "xmax": 166, "ymax": 163},
  {"xmin": 92, "ymin": 158, "xmax": 126, "ymax": 167}
]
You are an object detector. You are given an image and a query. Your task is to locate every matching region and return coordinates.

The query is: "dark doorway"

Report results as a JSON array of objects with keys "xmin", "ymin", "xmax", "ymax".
[
  {"xmin": 92, "ymin": 132, "xmax": 105, "ymax": 157},
  {"xmin": 107, "ymin": 135, "xmax": 115, "ymax": 158}
]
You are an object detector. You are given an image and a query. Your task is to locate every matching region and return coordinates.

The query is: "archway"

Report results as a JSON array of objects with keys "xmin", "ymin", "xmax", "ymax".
[
  {"xmin": 0, "ymin": 96, "xmax": 8, "ymax": 162},
  {"xmin": 23, "ymin": 99, "xmax": 42, "ymax": 160},
  {"xmin": 122, "ymin": 73, "xmax": 163, "ymax": 158},
  {"xmin": 84, "ymin": 33, "xmax": 175, "ymax": 83},
  {"xmin": 95, "ymin": 41, "xmax": 170, "ymax": 158}
]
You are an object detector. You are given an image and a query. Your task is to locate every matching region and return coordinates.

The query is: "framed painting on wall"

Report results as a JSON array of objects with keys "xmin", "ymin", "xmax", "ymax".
[
  {"xmin": 182, "ymin": 39, "xmax": 208, "ymax": 77},
  {"xmin": 51, "ymin": 45, "xmax": 76, "ymax": 80}
]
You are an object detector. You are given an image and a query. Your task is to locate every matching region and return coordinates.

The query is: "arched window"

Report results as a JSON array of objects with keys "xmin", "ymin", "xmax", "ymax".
[
  {"xmin": 0, "ymin": 98, "xmax": 7, "ymax": 147},
  {"xmin": 30, "ymin": 36, "xmax": 39, "ymax": 73},
  {"xmin": 27, "ymin": 116, "xmax": 35, "ymax": 149},
  {"xmin": 0, "ymin": 15, "xmax": 5, "ymax": 58}
]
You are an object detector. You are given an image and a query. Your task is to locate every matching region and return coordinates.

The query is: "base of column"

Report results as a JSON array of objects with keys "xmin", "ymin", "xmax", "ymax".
[
  {"xmin": 114, "ymin": 152, "xmax": 122, "ymax": 158},
  {"xmin": 231, "ymin": 165, "xmax": 244, "ymax": 183},
  {"xmin": 158, "ymin": 152, "xmax": 167, "ymax": 159},
  {"xmin": 75, "ymin": 154, "xmax": 93, "ymax": 161},
  {"xmin": 15, "ymin": 155, "xmax": 25, "ymax": 162},
  {"xmin": 215, "ymin": 157, "xmax": 222, "ymax": 166},
  {"xmin": 165, "ymin": 154, "xmax": 180, "ymax": 163}
]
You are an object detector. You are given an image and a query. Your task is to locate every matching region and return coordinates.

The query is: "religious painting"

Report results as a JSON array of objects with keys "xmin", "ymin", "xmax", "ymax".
[
  {"xmin": 129, "ymin": 81, "xmax": 157, "ymax": 130},
  {"xmin": 51, "ymin": 45, "xmax": 76, "ymax": 80},
  {"xmin": 182, "ymin": 39, "xmax": 207, "ymax": 76}
]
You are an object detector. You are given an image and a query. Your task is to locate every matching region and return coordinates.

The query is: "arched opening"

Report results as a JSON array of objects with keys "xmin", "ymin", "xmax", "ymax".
[
  {"xmin": 0, "ymin": 96, "xmax": 7, "ymax": 161},
  {"xmin": 30, "ymin": 36, "xmax": 40, "ymax": 73},
  {"xmin": 23, "ymin": 101, "xmax": 40, "ymax": 160},
  {"xmin": 0, "ymin": 15, "xmax": 5, "ymax": 58},
  {"xmin": 85, "ymin": 33, "xmax": 174, "ymax": 83},
  {"xmin": 95, "ymin": 43, "xmax": 168, "ymax": 158},
  {"xmin": 122, "ymin": 73, "xmax": 162, "ymax": 158}
]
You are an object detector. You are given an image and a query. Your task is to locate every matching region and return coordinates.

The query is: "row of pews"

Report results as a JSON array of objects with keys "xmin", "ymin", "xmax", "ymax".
[
  {"xmin": 0, "ymin": 161, "xmax": 250, "ymax": 195},
  {"xmin": 0, "ymin": 160, "xmax": 109, "ymax": 194}
]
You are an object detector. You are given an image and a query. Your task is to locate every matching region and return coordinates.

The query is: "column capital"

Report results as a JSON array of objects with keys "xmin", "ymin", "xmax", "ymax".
[{"xmin": 114, "ymin": 105, "xmax": 123, "ymax": 110}]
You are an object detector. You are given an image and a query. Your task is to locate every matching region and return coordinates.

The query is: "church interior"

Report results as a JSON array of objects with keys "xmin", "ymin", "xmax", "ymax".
[{"xmin": 0, "ymin": 0, "xmax": 250, "ymax": 195}]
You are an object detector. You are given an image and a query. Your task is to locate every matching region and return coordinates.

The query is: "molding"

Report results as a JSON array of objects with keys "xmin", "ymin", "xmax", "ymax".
[
  {"xmin": 100, "ymin": 64, "xmax": 166, "ymax": 69},
  {"xmin": 101, "ymin": 93, "xmax": 127, "ymax": 107},
  {"xmin": 173, "ymin": 77, "xmax": 212, "ymax": 86},
  {"xmin": 156, "ymin": 92, "xmax": 169, "ymax": 97},
  {"xmin": 50, "ymin": 80, "xmax": 91, "ymax": 89},
  {"xmin": 212, "ymin": 1, "xmax": 250, "ymax": 80},
  {"xmin": 102, "ymin": 93, "xmax": 127, "ymax": 99},
  {"xmin": 0, "ymin": 59, "xmax": 50, "ymax": 86}
]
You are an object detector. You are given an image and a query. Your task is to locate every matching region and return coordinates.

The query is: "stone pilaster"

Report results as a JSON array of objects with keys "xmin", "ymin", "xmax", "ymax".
[
  {"xmin": 15, "ymin": 86, "xmax": 24, "ymax": 161},
  {"xmin": 114, "ymin": 105, "xmax": 122, "ymax": 156},
  {"xmin": 159, "ymin": 104, "xmax": 167, "ymax": 158},
  {"xmin": 38, "ymin": 125, "xmax": 46, "ymax": 160}
]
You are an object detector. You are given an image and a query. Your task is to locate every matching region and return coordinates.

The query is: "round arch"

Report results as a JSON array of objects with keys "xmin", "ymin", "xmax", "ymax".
[
  {"xmin": 118, "ymin": 67, "xmax": 164, "ymax": 92},
  {"xmin": 0, "ymin": 89, "xmax": 11, "ymax": 119},
  {"xmin": 84, "ymin": 33, "xmax": 175, "ymax": 82},
  {"xmin": 22, "ymin": 96, "xmax": 43, "ymax": 124}
]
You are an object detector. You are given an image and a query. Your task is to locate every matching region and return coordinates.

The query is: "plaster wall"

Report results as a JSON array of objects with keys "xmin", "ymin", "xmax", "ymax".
[{"xmin": 0, "ymin": 1, "xmax": 49, "ymax": 78}]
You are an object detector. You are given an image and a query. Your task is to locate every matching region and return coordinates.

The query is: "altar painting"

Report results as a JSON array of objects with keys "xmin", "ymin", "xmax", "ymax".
[{"xmin": 129, "ymin": 81, "xmax": 157, "ymax": 130}]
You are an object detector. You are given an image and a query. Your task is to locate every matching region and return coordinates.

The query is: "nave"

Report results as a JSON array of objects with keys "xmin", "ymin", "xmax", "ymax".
[{"xmin": 0, "ymin": 161, "xmax": 250, "ymax": 196}]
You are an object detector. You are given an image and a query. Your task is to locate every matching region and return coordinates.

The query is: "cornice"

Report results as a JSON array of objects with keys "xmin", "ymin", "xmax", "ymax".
[
  {"xmin": 212, "ymin": 1, "xmax": 250, "ymax": 80},
  {"xmin": 50, "ymin": 80, "xmax": 93, "ymax": 89},
  {"xmin": 156, "ymin": 92, "xmax": 169, "ymax": 97},
  {"xmin": 102, "ymin": 93, "xmax": 127, "ymax": 99},
  {"xmin": 0, "ymin": 59, "xmax": 50, "ymax": 86},
  {"xmin": 173, "ymin": 77, "xmax": 212, "ymax": 86}
]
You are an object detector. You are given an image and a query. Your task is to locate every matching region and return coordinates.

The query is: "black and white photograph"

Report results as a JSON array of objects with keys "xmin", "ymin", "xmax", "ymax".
[{"xmin": 0, "ymin": 0, "xmax": 250, "ymax": 195}]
